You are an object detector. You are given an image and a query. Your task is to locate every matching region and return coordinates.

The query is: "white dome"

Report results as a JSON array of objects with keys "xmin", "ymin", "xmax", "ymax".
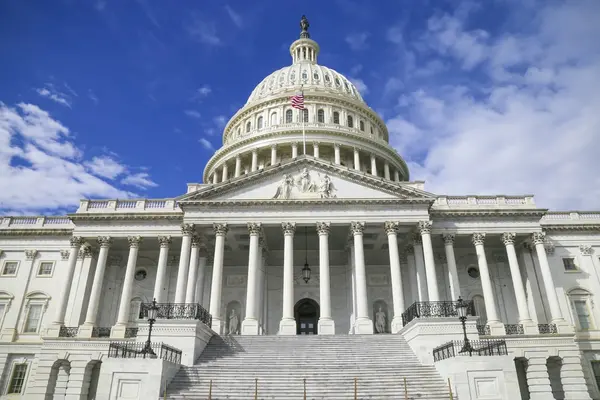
[{"xmin": 246, "ymin": 63, "xmax": 365, "ymax": 105}]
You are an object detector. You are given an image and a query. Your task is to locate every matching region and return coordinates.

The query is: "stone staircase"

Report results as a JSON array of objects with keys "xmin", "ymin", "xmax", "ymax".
[{"xmin": 165, "ymin": 334, "xmax": 452, "ymax": 400}]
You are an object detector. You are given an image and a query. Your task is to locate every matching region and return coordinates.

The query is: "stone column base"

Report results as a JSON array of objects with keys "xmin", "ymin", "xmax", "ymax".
[
  {"xmin": 78, "ymin": 324, "xmax": 95, "ymax": 338},
  {"xmin": 241, "ymin": 319, "xmax": 260, "ymax": 335},
  {"xmin": 45, "ymin": 324, "xmax": 62, "ymax": 338},
  {"xmin": 279, "ymin": 318, "xmax": 296, "ymax": 335},
  {"xmin": 554, "ymin": 319, "xmax": 575, "ymax": 334},
  {"xmin": 391, "ymin": 317, "xmax": 403, "ymax": 334},
  {"xmin": 211, "ymin": 318, "xmax": 224, "ymax": 335},
  {"xmin": 318, "ymin": 318, "xmax": 335, "ymax": 335},
  {"xmin": 354, "ymin": 317, "xmax": 374, "ymax": 334},
  {"xmin": 0, "ymin": 328, "xmax": 15, "ymax": 342},
  {"xmin": 488, "ymin": 321, "xmax": 505, "ymax": 336},
  {"xmin": 110, "ymin": 324, "xmax": 127, "ymax": 339},
  {"xmin": 521, "ymin": 320, "xmax": 539, "ymax": 335}
]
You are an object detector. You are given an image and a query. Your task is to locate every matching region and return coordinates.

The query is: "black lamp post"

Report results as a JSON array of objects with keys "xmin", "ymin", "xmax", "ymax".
[
  {"xmin": 456, "ymin": 296, "xmax": 473, "ymax": 355},
  {"xmin": 142, "ymin": 298, "xmax": 159, "ymax": 357},
  {"xmin": 302, "ymin": 226, "xmax": 311, "ymax": 283}
]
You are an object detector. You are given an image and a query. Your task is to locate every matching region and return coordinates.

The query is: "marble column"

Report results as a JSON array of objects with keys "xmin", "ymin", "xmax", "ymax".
[
  {"xmin": 195, "ymin": 251, "xmax": 208, "ymax": 305},
  {"xmin": 49, "ymin": 236, "xmax": 83, "ymax": 334},
  {"xmin": 419, "ymin": 221, "xmax": 439, "ymax": 302},
  {"xmin": 185, "ymin": 235, "xmax": 201, "ymax": 303},
  {"xmin": 212, "ymin": 173, "xmax": 218, "ymax": 184},
  {"xmin": 257, "ymin": 239, "xmax": 267, "ymax": 334},
  {"xmin": 442, "ymin": 234, "xmax": 461, "ymax": 301},
  {"xmin": 242, "ymin": 223, "xmax": 261, "ymax": 335},
  {"xmin": 174, "ymin": 224, "xmax": 195, "ymax": 303},
  {"xmin": 526, "ymin": 355, "xmax": 554, "ymax": 400},
  {"xmin": 209, "ymin": 223, "xmax": 228, "ymax": 334},
  {"xmin": 405, "ymin": 245, "xmax": 418, "ymax": 305},
  {"xmin": 251, "ymin": 150, "xmax": 258, "ymax": 172},
  {"xmin": 370, "ymin": 155, "xmax": 377, "ymax": 176},
  {"xmin": 384, "ymin": 162, "xmax": 390, "ymax": 180},
  {"xmin": 532, "ymin": 232, "xmax": 566, "ymax": 328},
  {"xmin": 394, "ymin": 170, "xmax": 400, "ymax": 182},
  {"xmin": 271, "ymin": 145, "xmax": 277, "ymax": 165},
  {"xmin": 472, "ymin": 233, "xmax": 504, "ymax": 333},
  {"xmin": 317, "ymin": 222, "xmax": 334, "ymax": 334},
  {"xmin": 313, "ymin": 142, "xmax": 319, "ymax": 158},
  {"xmin": 348, "ymin": 240, "xmax": 357, "ymax": 333},
  {"xmin": 279, "ymin": 222, "xmax": 296, "ymax": 335},
  {"xmin": 292, "ymin": 143, "xmax": 298, "ymax": 159},
  {"xmin": 385, "ymin": 222, "xmax": 405, "ymax": 333},
  {"xmin": 234, "ymin": 156, "xmax": 241, "ymax": 177},
  {"xmin": 153, "ymin": 236, "xmax": 171, "ymax": 302},
  {"xmin": 351, "ymin": 222, "xmax": 373, "ymax": 334},
  {"xmin": 79, "ymin": 237, "xmax": 112, "ymax": 337},
  {"xmin": 502, "ymin": 233, "xmax": 536, "ymax": 332},
  {"xmin": 334, "ymin": 144, "xmax": 341, "ymax": 164},
  {"xmin": 112, "ymin": 236, "xmax": 142, "ymax": 338},
  {"xmin": 413, "ymin": 235, "xmax": 428, "ymax": 302},
  {"xmin": 353, "ymin": 148, "xmax": 360, "ymax": 171}
]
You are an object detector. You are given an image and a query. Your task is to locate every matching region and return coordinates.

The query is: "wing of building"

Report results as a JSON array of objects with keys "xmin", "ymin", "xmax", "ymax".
[{"xmin": 1, "ymin": 16, "xmax": 599, "ymax": 400}]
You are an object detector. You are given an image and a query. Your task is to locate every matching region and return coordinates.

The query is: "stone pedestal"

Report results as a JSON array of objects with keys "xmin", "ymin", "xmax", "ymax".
[
  {"xmin": 488, "ymin": 321, "xmax": 506, "ymax": 336},
  {"xmin": 77, "ymin": 324, "xmax": 95, "ymax": 338},
  {"xmin": 211, "ymin": 318, "xmax": 224, "ymax": 336},
  {"xmin": 318, "ymin": 318, "xmax": 335, "ymax": 335},
  {"xmin": 279, "ymin": 319, "xmax": 296, "ymax": 335},
  {"xmin": 391, "ymin": 317, "xmax": 403, "ymax": 334},
  {"xmin": 523, "ymin": 320, "xmax": 539, "ymax": 335},
  {"xmin": 241, "ymin": 319, "xmax": 260, "ymax": 335},
  {"xmin": 354, "ymin": 317, "xmax": 374, "ymax": 334},
  {"xmin": 556, "ymin": 319, "xmax": 575, "ymax": 334},
  {"xmin": 110, "ymin": 324, "xmax": 129, "ymax": 339},
  {"xmin": 45, "ymin": 324, "xmax": 62, "ymax": 338}
]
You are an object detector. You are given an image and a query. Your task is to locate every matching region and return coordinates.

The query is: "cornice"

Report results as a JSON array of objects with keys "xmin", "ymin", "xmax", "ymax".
[
  {"xmin": 185, "ymin": 198, "xmax": 433, "ymax": 207},
  {"xmin": 542, "ymin": 224, "xmax": 600, "ymax": 232},
  {"xmin": 67, "ymin": 212, "xmax": 183, "ymax": 221},
  {"xmin": 431, "ymin": 209, "xmax": 547, "ymax": 218},
  {"xmin": 0, "ymin": 229, "xmax": 73, "ymax": 236}
]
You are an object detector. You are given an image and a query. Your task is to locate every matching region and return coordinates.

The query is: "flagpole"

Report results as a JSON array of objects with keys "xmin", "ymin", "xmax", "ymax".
[{"xmin": 301, "ymin": 85, "xmax": 306, "ymax": 155}]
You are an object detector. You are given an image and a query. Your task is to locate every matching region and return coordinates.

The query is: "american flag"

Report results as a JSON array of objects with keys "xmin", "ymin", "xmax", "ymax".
[{"xmin": 290, "ymin": 92, "xmax": 305, "ymax": 109}]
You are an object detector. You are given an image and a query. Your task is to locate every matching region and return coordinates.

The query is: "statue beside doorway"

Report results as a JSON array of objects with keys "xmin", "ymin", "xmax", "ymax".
[
  {"xmin": 228, "ymin": 309, "xmax": 240, "ymax": 335},
  {"xmin": 375, "ymin": 307, "xmax": 387, "ymax": 334},
  {"xmin": 225, "ymin": 300, "xmax": 242, "ymax": 335},
  {"xmin": 372, "ymin": 300, "xmax": 390, "ymax": 333}
]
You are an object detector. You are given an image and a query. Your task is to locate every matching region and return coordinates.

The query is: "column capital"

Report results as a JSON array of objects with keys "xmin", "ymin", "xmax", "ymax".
[
  {"xmin": 282, "ymin": 222, "xmax": 296, "ymax": 235},
  {"xmin": 384, "ymin": 221, "xmax": 399, "ymax": 235},
  {"xmin": 501, "ymin": 232, "xmax": 516, "ymax": 246},
  {"xmin": 127, "ymin": 236, "xmax": 143, "ymax": 248},
  {"xmin": 158, "ymin": 235, "xmax": 172, "ymax": 248},
  {"xmin": 213, "ymin": 223, "xmax": 229, "ymax": 236},
  {"xmin": 412, "ymin": 232, "xmax": 422, "ymax": 245},
  {"xmin": 350, "ymin": 221, "xmax": 365, "ymax": 235},
  {"xmin": 580, "ymin": 244, "xmax": 593, "ymax": 256},
  {"xmin": 70, "ymin": 236, "xmax": 85, "ymax": 247},
  {"xmin": 270, "ymin": 144, "xmax": 277, "ymax": 150},
  {"xmin": 60, "ymin": 250, "xmax": 70, "ymax": 260},
  {"xmin": 418, "ymin": 221, "xmax": 432, "ymax": 234},
  {"xmin": 334, "ymin": 143, "xmax": 340, "ymax": 149},
  {"xmin": 316, "ymin": 222, "xmax": 330, "ymax": 235},
  {"xmin": 531, "ymin": 231, "xmax": 546, "ymax": 245},
  {"xmin": 405, "ymin": 244, "xmax": 414, "ymax": 255},
  {"xmin": 247, "ymin": 222, "xmax": 262, "ymax": 235},
  {"xmin": 312, "ymin": 141, "xmax": 319, "ymax": 147},
  {"xmin": 442, "ymin": 233, "xmax": 455, "ymax": 245},
  {"xmin": 191, "ymin": 234, "xmax": 203, "ymax": 248},
  {"xmin": 472, "ymin": 233, "xmax": 486, "ymax": 246},
  {"xmin": 181, "ymin": 223, "xmax": 196, "ymax": 236},
  {"xmin": 97, "ymin": 236, "xmax": 112, "ymax": 248},
  {"xmin": 78, "ymin": 244, "xmax": 93, "ymax": 259}
]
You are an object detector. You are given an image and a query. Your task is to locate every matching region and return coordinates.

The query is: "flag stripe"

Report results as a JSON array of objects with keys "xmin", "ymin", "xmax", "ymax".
[{"xmin": 291, "ymin": 93, "xmax": 304, "ymax": 109}]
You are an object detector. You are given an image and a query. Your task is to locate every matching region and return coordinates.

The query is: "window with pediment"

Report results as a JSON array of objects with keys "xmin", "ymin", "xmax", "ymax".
[
  {"xmin": 568, "ymin": 288, "xmax": 595, "ymax": 331},
  {"xmin": 21, "ymin": 291, "xmax": 50, "ymax": 334}
]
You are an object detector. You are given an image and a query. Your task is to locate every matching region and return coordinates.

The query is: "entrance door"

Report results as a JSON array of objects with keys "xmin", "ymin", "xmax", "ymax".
[{"xmin": 294, "ymin": 298, "xmax": 319, "ymax": 335}]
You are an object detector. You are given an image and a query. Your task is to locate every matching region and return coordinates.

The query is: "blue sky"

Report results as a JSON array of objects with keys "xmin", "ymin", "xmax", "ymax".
[{"xmin": 1, "ymin": 0, "xmax": 599, "ymax": 214}]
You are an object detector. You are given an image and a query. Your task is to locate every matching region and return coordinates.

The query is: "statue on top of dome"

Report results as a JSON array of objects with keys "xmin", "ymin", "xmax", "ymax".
[{"xmin": 300, "ymin": 15, "xmax": 310, "ymax": 39}]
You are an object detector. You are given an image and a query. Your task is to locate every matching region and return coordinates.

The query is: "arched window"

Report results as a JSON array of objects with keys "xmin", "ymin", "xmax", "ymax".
[
  {"xmin": 313, "ymin": 72, "xmax": 319, "ymax": 80},
  {"xmin": 270, "ymin": 112, "xmax": 277, "ymax": 126},
  {"xmin": 285, "ymin": 110, "xmax": 293, "ymax": 123},
  {"xmin": 302, "ymin": 71, "xmax": 308, "ymax": 80},
  {"xmin": 246, "ymin": 121, "xmax": 251, "ymax": 133},
  {"xmin": 347, "ymin": 115, "xmax": 354, "ymax": 128},
  {"xmin": 333, "ymin": 111, "xmax": 340, "ymax": 124},
  {"xmin": 302, "ymin": 109, "xmax": 308, "ymax": 123},
  {"xmin": 359, "ymin": 120, "xmax": 365, "ymax": 131},
  {"xmin": 317, "ymin": 109, "xmax": 325, "ymax": 123},
  {"xmin": 257, "ymin": 116, "xmax": 263, "ymax": 129}
]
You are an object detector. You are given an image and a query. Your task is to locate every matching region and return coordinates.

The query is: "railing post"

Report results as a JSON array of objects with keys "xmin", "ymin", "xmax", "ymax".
[
  {"xmin": 208, "ymin": 380, "xmax": 212, "ymax": 400},
  {"xmin": 448, "ymin": 377, "xmax": 453, "ymax": 400},
  {"xmin": 404, "ymin": 377, "xmax": 408, "ymax": 400}
]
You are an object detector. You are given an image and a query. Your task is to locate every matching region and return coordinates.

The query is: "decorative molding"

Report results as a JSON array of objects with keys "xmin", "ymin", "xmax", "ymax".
[
  {"xmin": 213, "ymin": 223, "xmax": 229, "ymax": 236},
  {"xmin": 60, "ymin": 250, "xmax": 70, "ymax": 261},
  {"xmin": 417, "ymin": 220, "xmax": 432, "ymax": 234},
  {"xmin": 78, "ymin": 245, "xmax": 92, "ymax": 259},
  {"xmin": 97, "ymin": 236, "xmax": 112, "ymax": 248},
  {"xmin": 580, "ymin": 245, "xmax": 594, "ymax": 256},
  {"xmin": 108, "ymin": 255, "xmax": 123, "ymax": 266},
  {"xmin": 158, "ymin": 235, "xmax": 172, "ymax": 248},
  {"xmin": 367, "ymin": 274, "xmax": 389, "ymax": 286},
  {"xmin": 531, "ymin": 232, "xmax": 546, "ymax": 245},
  {"xmin": 350, "ymin": 221, "xmax": 365, "ymax": 235},
  {"xmin": 282, "ymin": 222, "xmax": 296, "ymax": 235},
  {"xmin": 545, "ymin": 242, "xmax": 555, "ymax": 255},
  {"xmin": 127, "ymin": 236, "xmax": 143, "ymax": 248},
  {"xmin": 501, "ymin": 232, "xmax": 516, "ymax": 246},
  {"xmin": 472, "ymin": 233, "xmax": 486, "ymax": 246},
  {"xmin": 70, "ymin": 236, "xmax": 85, "ymax": 247},
  {"xmin": 0, "ymin": 229, "xmax": 74, "ymax": 236},
  {"xmin": 181, "ymin": 223, "xmax": 196, "ymax": 236},
  {"xmin": 316, "ymin": 222, "xmax": 330, "ymax": 235},
  {"xmin": 25, "ymin": 250, "xmax": 37, "ymax": 260},
  {"xmin": 384, "ymin": 221, "xmax": 399, "ymax": 235},
  {"xmin": 247, "ymin": 222, "xmax": 262, "ymax": 235},
  {"xmin": 68, "ymin": 213, "xmax": 182, "ymax": 221},
  {"xmin": 226, "ymin": 275, "xmax": 246, "ymax": 287},
  {"xmin": 442, "ymin": 233, "xmax": 455, "ymax": 245}
]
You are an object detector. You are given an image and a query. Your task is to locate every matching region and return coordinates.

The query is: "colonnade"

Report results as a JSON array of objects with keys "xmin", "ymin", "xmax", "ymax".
[{"xmin": 49, "ymin": 221, "xmax": 568, "ymax": 337}]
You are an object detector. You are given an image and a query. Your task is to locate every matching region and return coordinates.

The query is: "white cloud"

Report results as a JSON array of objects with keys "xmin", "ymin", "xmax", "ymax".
[
  {"xmin": 199, "ymin": 138, "xmax": 214, "ymax": 151},
  {"xmin": 192, "ymin": 85, "xmax": 212, "ymax": 102},
  {"xmin": 88, "ymin": 89, "xmax": 99, "ymax": 104},
  {"xmin": 184, "ymin": 110, "xmax": 202, "ymax": 119},
  {"xmin": 387, "ymin": 1, "xmax": 600, "ymax": 210},
  {"xmin": 225, "ymin": 5, "xmax": 243, "ymax": 28},
  {"xmin": 85, "ymin": 156, "xmax": 126, "ymax": 179},
  {"xmin": 345, "ymin": 32, "xmax": 370, "ymax": 51},
  {"xmin": 0, "ymin": 102, "xmax": 151, "ymax": 213},
  {"xmin": 186, "ymin": 14, "xmax": 221, "ymax": 46},
  {"xmin": 121, "ymin": 172, "xmax": 157, "ymax": 189},
  {"xmin": 36, "ymin": 84, "xmax": 73, "ymax": 108},
  {"xmin": 213, "ymin": 115, "xmax": 227, "ymax": 127},
  {"xmin": 348, "ymin": 77, "xmax": 369, "ymax": 95}
]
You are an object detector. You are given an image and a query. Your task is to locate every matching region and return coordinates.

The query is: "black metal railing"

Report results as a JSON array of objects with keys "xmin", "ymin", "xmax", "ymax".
[
  {"xmin": 477, "ymin": 324, "xmax": 491, "ymax": 335},
  {"xmin": 92, "ymin": 327, "xmax": 111, "ymax": 338},
  {"xmin": 538, "ymin": 323, "xmax": 558, "ymax": 334},
  {"xmin": 401, "ymin": 300, "xmax": 475, "ymax": 326},
  {"xmin": 139, "ymin": 302, "xmax": 212, "ymax": 326},
  {"xmin": 504, "ymin": 324, "xmax": 524, "ymax": 335},
  {"xmin": 433, "ymin": 339, "xmax": 508, "ymax": 362},
  {"xmin": 59, "ymin": 326, "xmax": 79, "ymax": 338},
  {"xmin": 124, "ymin": 328, "xmax": 138, "ymax": 338},
  {"xmin": 108, "ymin": 341, "xmax": 182, "ymax": 364}
]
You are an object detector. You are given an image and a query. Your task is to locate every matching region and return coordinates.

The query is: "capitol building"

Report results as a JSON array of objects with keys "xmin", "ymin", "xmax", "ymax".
[{"xmin": 1, "ymin": 16, "xmax": 600, "ymax": 400}]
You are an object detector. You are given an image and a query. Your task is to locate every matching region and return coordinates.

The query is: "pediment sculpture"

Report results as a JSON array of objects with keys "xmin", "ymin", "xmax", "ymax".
[{"xmin": 273, "ymin": 168, "xmax": 337, "ymax": 199}]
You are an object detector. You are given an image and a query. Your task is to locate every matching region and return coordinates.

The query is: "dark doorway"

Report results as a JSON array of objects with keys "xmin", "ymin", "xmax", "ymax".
[{"xmin": 295, "ymin": 298, "xmax": 320, "ymax": 335}]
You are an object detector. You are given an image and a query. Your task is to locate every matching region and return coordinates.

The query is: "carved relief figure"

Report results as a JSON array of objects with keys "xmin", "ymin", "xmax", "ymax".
[
  {"xmin": 272, "ymin": 174, "xmax": 294, "ymax": 199},
  {"xmin": 318, "ymin": 174, "xmax": 337, "ymax": 198},
  {"xmin": 296, "ymin": 168, "xmax": 316, "ymax": 193},
  {"xmin": 375, "ymin": 307, "xmax": 386, "ymax": 334},
  {"xmin": 228, "ymin": 309, "xmax": 240, "ymax": 335}
]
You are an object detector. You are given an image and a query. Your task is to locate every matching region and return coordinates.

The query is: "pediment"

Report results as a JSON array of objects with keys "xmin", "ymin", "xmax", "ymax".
[{"xmin": 178, "ymin": 157, "xmax": 436, "ymax": 204}]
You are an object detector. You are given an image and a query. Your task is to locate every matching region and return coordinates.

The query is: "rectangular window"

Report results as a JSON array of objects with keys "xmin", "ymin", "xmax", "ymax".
[
  {"xmin": 574, "ymin": 300, "xmax": 592, "ymax": 330},
  {"xmin": 0, "ymin": 304, "xmax": 5, "ymax": 328},
  {"xmin": 7, "ymin": 363, "xmax": 28, "ymax": 394},
  {"xmin": 37, "ymin": 262, "xmax": 53, "ymax": 276},
  {"xmin": 591, "ymin": 361, "xmax": 600, "ymax": 391},
  {"xmin": 563, "ymin": 257, "xmax": 577, "ymax": 271},
  {"xmin": 23, "ymin": 304, "xmax": 43, "ymax": 333},
  {"xmin": 1, "ymin": 261, "xmax": 18, "ymax": 276}
]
